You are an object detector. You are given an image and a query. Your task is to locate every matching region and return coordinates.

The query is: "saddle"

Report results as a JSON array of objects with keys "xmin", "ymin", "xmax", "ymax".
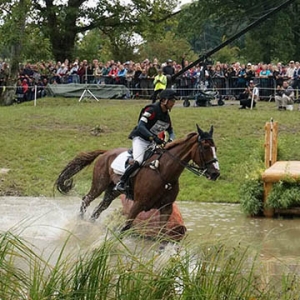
[
  {"xmin": 111, "ymin": 145, "xmax": 163, "ymax": 198},
  {"xmin": 111, "ymin": 145, "xmax": 158, "ymax": 175}
]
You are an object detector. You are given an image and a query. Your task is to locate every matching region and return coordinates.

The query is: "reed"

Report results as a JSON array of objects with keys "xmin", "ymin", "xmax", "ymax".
[{"xmin": 0, "ymin": 230, "xmax": 299, "ymax": 299}]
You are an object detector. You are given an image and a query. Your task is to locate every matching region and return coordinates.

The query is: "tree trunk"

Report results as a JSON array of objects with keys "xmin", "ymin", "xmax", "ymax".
[
  {"xmin": 0, "ymin": 0, "xmax": 26, "ymax": 106},
  {"xmin": 44, "ymin": 0, "xmax": 80, "ymax": 62}
]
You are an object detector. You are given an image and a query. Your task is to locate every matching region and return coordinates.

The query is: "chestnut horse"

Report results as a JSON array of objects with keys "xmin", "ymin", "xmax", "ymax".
[{"xmin": 55, "ymin": 125, "xmax": 220, "ymax": 233}]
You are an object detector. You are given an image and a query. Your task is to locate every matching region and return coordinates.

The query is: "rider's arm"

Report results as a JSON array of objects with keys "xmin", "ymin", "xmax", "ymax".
[
  {"xmin": 137, "ymin": 119, "xmax": 157, "ymax": 141},
  {"xmin": 166, "ymin": 128, "xmax": 175, "ymax": 141},
  {"xmin": 136, "ymin": 106, "xmax": 164, "ymax": 144}
]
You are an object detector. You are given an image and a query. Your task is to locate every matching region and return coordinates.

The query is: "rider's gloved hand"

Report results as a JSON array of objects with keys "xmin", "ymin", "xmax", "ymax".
[{"xmin": 154, "ymin": 136, "xmax": 164, "ymax": 145}]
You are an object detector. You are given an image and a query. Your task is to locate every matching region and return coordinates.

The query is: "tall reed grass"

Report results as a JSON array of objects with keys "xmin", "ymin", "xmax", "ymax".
[{"xmin": 1, "ymin": 229, "xmax": 299, "ymax": 299}]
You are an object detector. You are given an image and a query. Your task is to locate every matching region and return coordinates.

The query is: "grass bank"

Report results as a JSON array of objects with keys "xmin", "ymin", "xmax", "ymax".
[{"xmin": 1, "ymin": 97, "xmax": 300, "ymax": 203}]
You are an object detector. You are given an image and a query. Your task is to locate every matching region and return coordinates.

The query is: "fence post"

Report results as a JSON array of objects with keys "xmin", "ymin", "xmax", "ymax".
[
  {"xmin": 264, "ymin": 119, "xmax": 278, "ymax": 168},
  {"xmin": 34, "ymin": 85, "xmax": 37, "ymax": 106}
]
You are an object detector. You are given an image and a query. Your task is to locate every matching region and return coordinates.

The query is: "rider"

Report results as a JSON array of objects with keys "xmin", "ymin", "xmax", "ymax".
[{"xmin": 114, "ymin": 89, "xmax": 177, "ymax": 192}]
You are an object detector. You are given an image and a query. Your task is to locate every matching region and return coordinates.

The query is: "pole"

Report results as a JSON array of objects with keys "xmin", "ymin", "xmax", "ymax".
[
  {"xmin": 250, "ymin": 91, "xmax": 255, "ymax": 110},
  {"xmin": 34, "ymin": 85, "xmax": 37, "ymax": 106},
  {"xmin": 269, "ymin": 118, "xmax": 273, "ymax": 167}
]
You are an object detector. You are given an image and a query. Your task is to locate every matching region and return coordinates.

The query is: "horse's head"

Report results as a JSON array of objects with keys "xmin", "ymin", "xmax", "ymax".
[{"xmin": 194, "ymin": 124, "xmax": 220, "ymax": 181}]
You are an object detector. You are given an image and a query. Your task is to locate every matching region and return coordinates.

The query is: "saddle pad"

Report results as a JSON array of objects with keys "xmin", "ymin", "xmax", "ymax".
[{"xmin": 111, "ymin": 150, "xmax": 131, "ymax": 175}]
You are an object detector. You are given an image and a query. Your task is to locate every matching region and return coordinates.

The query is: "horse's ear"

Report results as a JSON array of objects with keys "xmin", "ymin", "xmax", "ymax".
[
  {"xmin": 209, "ymin": 125, "xmax": 214, "ymax": 137},
  {"xmin": 196, "ymin": 124, "xmax": 204, "ymax": 136}
]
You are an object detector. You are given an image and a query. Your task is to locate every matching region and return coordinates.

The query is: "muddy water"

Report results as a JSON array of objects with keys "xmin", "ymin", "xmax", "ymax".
[{"xmin": 1, "ymin": 196, "xmax": 300, "ymax": 268}]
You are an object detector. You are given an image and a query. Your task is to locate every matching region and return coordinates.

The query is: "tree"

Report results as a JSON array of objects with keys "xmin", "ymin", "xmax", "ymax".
[
  {"xmin": 138, "ymin": 31, "xmax": 197, "ymax": 64},
  {"xmin": 175, "ymin": 0, "xmax": 299, "ymax": 63},
  {"xmin": 0, "ymin": 0, "xmax": 29, "ymax": 105},
  {"xmin": 32, "ymin": 0, "xmax": 178, "ymax": 62}
]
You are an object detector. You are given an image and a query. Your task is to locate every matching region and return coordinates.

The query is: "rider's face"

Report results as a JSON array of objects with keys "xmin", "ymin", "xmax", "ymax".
[{"xmin": 166, "ymin": 99, "xmax": 175, "ymax": 111}]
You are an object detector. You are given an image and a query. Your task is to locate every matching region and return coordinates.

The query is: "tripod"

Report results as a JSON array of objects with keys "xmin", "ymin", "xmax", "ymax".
[{"xmin": 79, "ymin": 65, "xmax": 99, "ymax": 102}]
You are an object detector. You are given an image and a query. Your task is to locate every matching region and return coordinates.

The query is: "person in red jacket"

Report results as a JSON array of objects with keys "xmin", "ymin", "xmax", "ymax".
[{"xmin": 21, "ymin": 79, "xmax": 29, "ymax": 101}]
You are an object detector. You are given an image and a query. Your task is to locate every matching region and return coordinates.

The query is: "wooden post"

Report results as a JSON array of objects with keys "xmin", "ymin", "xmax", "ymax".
[
  {"xmin": 263, "ymin": 182, "xmax": 274, "ymax": 217},
  {"xmin": 264, "ymin": 120, "xmax": 278, "ymax": 168},
  {"xmin": 263, "ymin": 119, "xmax": 278, "ymax": 217}
]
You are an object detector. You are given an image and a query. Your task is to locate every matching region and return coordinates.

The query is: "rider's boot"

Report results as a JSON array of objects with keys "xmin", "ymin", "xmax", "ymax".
[{"xmin": 114, "ymin": 161, "xmax": 140, "ymax": 192}]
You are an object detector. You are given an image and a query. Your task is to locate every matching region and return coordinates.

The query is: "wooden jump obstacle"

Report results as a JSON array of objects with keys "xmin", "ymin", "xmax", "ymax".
[{"xmin": 262, "ymin": 120, "xmax": 300, "ymax": 217}]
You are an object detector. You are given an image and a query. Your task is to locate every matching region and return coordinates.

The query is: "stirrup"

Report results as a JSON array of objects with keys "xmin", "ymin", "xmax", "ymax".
[{"xmin": 114, "ymin": 181, "xmax": 126, "ymax": 192}]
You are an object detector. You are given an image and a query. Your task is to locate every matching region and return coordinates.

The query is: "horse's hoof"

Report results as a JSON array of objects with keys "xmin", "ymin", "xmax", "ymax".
[
  {"xmin": 158, "ymin": 241, "xmax": 169, "ymax": 252},
  {"xmin": 79, "ymin": 209, "xmax": 85, "ymax": 219},
  {"xmin": 90, "ymin": 215, "xmax": 98, "ymax": 222}
]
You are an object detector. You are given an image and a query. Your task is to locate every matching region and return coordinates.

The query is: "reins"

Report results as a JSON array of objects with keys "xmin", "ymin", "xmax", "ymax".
[{"xmin": 157, "ymin": 136, "xmax": 218, "ymax": 177}]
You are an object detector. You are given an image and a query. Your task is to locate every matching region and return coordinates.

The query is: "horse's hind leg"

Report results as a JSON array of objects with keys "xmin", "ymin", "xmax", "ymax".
[
  {"xmin": 90, "ymin": 184, "xmax": 120, "ymax": 221},
  {"xmin": 80, "ymin": 181, "xmax": 108, "ymax": 217}
]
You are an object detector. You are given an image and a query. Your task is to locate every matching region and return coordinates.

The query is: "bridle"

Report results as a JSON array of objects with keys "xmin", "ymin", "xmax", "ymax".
[
  {"xmin": 184, "ymin": 136, "xmax": 218, "ymax": 177},
  {"xmin": 160, "ymin": 135, "xmax": 218, "ymax": 177}
]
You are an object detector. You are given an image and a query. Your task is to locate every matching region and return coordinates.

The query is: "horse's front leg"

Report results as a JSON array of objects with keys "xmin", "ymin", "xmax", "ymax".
[
  {"xmin": 120, "ymin": 201, "xmax": 143, "ymax": 233},
  {"xmin": 159, "ymin": 203, "xmax": 173, "ymax": 232},
  {"xmin": 90, "ymin": 186, "xmax": 120, "ymax": 221}
]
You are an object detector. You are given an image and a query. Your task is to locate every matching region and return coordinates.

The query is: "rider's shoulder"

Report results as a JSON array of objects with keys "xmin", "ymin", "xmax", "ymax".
[{"xmin": 143, "ymin": 103, "xmax": 158, "ymax": 113}]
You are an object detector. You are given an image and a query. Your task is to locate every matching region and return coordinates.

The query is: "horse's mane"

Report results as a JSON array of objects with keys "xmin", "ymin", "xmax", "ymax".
[{"xmin": 164, "ymin": 132, "xmax": 197, "ymax": 150}]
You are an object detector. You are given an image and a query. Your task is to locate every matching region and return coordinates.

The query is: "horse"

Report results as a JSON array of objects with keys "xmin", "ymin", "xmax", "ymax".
[{"xmin": 55, "ymin": 124, "xmax": 220, "ymax": 234}]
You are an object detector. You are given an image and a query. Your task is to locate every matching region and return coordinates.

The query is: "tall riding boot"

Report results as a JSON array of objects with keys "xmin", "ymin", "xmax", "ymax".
[{"xmin": 115, "ymin": 161, "xmax": 140, "ymax": 192}]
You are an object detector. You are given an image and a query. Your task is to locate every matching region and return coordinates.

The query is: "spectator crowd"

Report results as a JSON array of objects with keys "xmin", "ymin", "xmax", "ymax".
[{"xmin": 0, "ymin": 56, "xmax": 299, "ymax": 103}]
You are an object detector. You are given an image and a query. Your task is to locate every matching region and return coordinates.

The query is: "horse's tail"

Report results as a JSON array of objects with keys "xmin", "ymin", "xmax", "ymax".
[{"xmin": 55, "ymin": 149, "xmax": 107, "ymax": 194}]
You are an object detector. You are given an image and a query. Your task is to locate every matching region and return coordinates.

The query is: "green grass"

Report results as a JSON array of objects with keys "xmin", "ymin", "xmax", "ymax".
[{"xmin": 1, "ymin": 97, "xmax": 300, "ymax": 203}]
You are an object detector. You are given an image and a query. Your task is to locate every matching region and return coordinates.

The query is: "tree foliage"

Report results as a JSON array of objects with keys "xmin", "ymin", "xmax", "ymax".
[
  {"xmin": 33, "ymin": 0, "xmax": 178, "ymax": 62},
  {"xmin": 176, "ymin": 0, "xmax": 300, "ymax": 63}
]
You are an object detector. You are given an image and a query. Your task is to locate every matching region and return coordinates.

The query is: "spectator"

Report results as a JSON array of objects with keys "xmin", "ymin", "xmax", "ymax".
[
  {"xmin": 55, "ymin": 62, "xmax": 68, "ymax": 83},
  {"xmin": 245, "ymin": 63, "xmax": 255, "ymax": 85},
  {"xmin": 239, "ymin": 80, "xmax": 259, "ymax": 109},
  {"xmin": 163, "ymin": 59, "xmax": 175, "ymax": 88},
  {"xmin": 21, "ymin": 79, "xmax": 29, "ymax": 101},
  {"xmin": 224, "ymin": 65, "xmax": 236, "ymax": 97},
  {"xmin": 15, "ymin": 79, "xmax": 24, "ymax": 103},
  {"xmin": 212, "ymin": 64, "xmax": 225, "ymax": 94},
  {"xmin": 275, "ymin": 80, "xmax": 294, "ymax": 110},
  {"xmin": 286, "ymin": 60, "xmax": 296, "ymax": 83},
  {"xmin": 37, "ymin": 78, "xmax": 48, "ymax": 98},
  {"xmin": 259, "ymin": 64, "xmax": 272, "ymax": 99},
  {"xmin": 69, "ymin": 61, "xmax": 80, "ymax": 83},
  {"xmin": 236, "ymin": 64, "xmax": 247, "ymax": 94},
  {"xmin": 138, "ymin": 68, "xmax": 149, "ymax": 97},
  {"xmin": 292, "ymin": 62, "xmax": 300, "ymax": 91},
  {"xmin": 125, "ymin": 63, "xmax": 135, "ymax": 90},
  {"xmin": 117, "ymin": 64, "xmax": 127, "ymax": 85},
  {"xmin": 133, "ymin": 65, "xmax": 142, "ymax": 96},
  {"xmin": 86, "ymin": 62, "xmax": 94, "ymax": 83},
  {"xmin": 107, "ymin": 64, "xmax": 118, "ymax": 84},
  {"xmin": 151, "ymin": 68, "xmax": 167, "ymax": 103}
]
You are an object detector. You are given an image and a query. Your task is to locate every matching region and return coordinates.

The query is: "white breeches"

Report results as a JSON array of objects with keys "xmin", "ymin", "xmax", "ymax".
[{"xmin": 132, "ymin": 136, "xmax": 151, "ymax": 164}]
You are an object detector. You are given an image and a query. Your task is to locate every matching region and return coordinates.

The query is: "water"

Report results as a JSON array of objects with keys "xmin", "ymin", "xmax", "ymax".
[{"xmin": 1, "ymin": 196, "xmax": 300, "ymax": 270}]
